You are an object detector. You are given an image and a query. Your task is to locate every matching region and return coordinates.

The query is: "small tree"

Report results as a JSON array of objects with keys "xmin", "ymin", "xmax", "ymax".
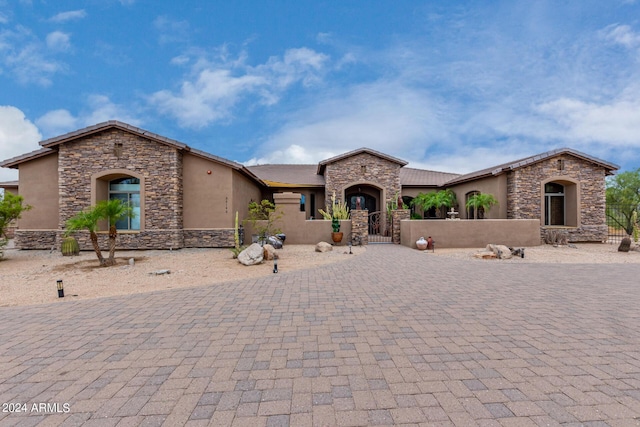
[
  {"xmin": 0, "ymin": 192, "xmax": 32, "ymax": 260},
  {"xmin": 65, "ymin": 199, "xmax": 134, "ymax": 267},
  {"xmin": 66, "ymin": 207, "xmax": 106, "ymax": 266},
  {"xmin": 606, "ymin": 168, "xmax": 640, "ymax": 236},
  {"xmin": 411, "ymin": 189, "xmax": 456, "ymax": 218},
  {"xmin": 246, "ymin": 199, "xmax": 283, "ymax": 242},
  {"xmin": 101, "ymin": 199, "xmax": 134, "ymax": 266},
  {"xmin": 466, "ymin": 193, "xmax": 499, "ymax": 219}
]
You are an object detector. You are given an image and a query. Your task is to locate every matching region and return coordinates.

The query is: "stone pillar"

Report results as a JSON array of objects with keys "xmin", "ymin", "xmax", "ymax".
[
  {"xmin": 391, "ymin": 209, "xmax": 410, "ymax": 244},
  {"xmin": 351, "ymin": 210, "xmax": 369, "ymax": 245}
]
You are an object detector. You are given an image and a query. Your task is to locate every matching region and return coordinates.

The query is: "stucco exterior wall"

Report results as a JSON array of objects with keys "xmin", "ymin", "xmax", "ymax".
[
  {"xmin": 14, "ymin": 153, "xmax": 59, "ymax": 229},
  {"xmin": 183, "ymin": 153, "xmax": 234, "ymax": 228},
  {"xmin": 232, "ymin": 169, "xmax": 263, "ymax": 224},
  {"xmin": 244, "ymin": 192, "xmax": 352, "ymax": 245},
  {"xmin": 400, "ymin": 219, "xmax": 541, "ymax": 249},
  {"xmin": 448, "ymin": 175, "xmax": 508, "ymax": 219}
]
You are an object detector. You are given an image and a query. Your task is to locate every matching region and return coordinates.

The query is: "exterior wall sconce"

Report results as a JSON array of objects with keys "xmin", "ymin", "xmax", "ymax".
[
  {"xmin": 57, "ymin": 279, "xmax": 64, "ymax": 298},
  {"xmin": 207, "ymin": 170, "xmax": 212, "ymax": 174}
]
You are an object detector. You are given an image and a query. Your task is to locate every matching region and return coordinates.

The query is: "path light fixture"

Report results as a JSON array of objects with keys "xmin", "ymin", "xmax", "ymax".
[
  {"xmin": 273, "ymin": 255, "xmax": 278, "ymax": 273},
  {"xmin": 57, "ymin": 279, "xmax": 64, "ymax": 298},
  {"xmin": 348, "ymin": 241, "xmax": 352, "ymax": 254}
]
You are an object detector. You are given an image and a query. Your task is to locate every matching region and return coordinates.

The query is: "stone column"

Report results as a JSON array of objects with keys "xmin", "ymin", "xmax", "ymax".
[
  {"xmin": 351, "ymin": 210, "xmax": 369, "ymax": 245},
  {"xmin": 391, "ymin": 209, "xmax": 410, "ymax": 244}
]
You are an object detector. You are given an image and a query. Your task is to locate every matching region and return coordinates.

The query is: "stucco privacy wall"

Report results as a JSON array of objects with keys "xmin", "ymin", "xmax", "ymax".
[
  {"xmin": 401, "ymin": 219, "xmax": 541, "ymax": 249},
  {"xmin": 243, "ymin": 192, "xmax": 352, "ymax": 245},
  {"xmin": 59, "ymin": 129, "xmax": 184, "ymax": 250},
  {"xmin": 507, "ymin": 154, "xmax": 608, "ymax": 242},
  {"xmin": 324, "ymin": 153, "xmax": 402, "ymax": 207}
]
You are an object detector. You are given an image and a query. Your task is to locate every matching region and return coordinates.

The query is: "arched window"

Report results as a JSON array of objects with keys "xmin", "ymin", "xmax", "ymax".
[
  {"xmin": 466, "ymin": 191, "xmax": 480, "ymax": 219},
  {"xmin": 109, "ymin": 177, "xmax": 140, "ymax": 230},
  {"xmin": 544, "ymin": 182, "xmax": 564, "ymax": 226}
]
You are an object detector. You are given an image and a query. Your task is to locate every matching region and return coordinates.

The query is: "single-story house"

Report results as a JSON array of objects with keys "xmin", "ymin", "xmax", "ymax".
[{"xmin": 0, "ymin": 120, "xmax": 618, "ymax": 249}]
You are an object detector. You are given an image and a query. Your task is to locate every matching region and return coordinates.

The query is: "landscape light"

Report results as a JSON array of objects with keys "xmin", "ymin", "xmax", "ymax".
[
  {"xmin": 273, "ymin": 255, "xmax": 278, "ymax": 273},
  {"xmin": 57, "ymin": 279, "xmax": 64, "ymax": 298}
]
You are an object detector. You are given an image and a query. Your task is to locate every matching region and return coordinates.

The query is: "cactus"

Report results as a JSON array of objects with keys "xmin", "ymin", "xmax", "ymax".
[
  {"xmin": 61, "ymin": 236, "xmax": 80, "ymax": 256},
  {"xmin": 633, "ymin": 211, "xmax": 639, "ymax": 242}
]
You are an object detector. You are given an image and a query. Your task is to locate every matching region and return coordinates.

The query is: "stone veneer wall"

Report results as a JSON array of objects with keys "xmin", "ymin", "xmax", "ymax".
[
  {"xmin": 350, "ymin": 210, "xmax": 369, "ymax": 245},
  {"xmin": 391, "ymin": 210, "xmax": 410, "ymax": 244},
  {"xmin": 506, "ymin": 155, "xmax": 608, "ymax": 242},
  {"xmin": 15, "ymin": 230, "xmax": 57, "ymax": 250},
  {"xmin": 183, "ymin": 229, "xmax": 235, "ymax": 248},
  {"xmin": 56, "ymin": 128, "xmax": 185, "ymax": 249},
  {"xmin": 324, "ymin": 153, "xmax": 402, "ymax": 208}
]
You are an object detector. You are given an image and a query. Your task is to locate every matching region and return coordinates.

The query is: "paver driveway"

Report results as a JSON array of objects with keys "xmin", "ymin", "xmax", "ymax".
[{"xmin": 1, "ymin": 244, "xmax": 639, "ymax": 426}]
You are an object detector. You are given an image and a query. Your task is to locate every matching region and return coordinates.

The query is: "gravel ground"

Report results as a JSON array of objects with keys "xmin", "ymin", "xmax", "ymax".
[{"xmin": 1, "ymin": 241, "xmax": 637, "ymax": 307}]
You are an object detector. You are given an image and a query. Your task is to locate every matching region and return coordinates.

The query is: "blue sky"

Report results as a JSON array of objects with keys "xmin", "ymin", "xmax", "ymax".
[{"xmin": 1, "ymin": 0, "xmax": 640, "ymax": 182}]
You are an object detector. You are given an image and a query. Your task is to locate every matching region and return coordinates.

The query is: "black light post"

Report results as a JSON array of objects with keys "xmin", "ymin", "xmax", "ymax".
[
  {"xmin": 348, "ymin": 241, "xmax": 352, "ymax": 254},
  {"xmin": 273, "ymin": 255, "xmax": 278, "ymax": 273},
  {"xmin": 57, "ymin": 279, "xmax": 64, "ymax": 298}
]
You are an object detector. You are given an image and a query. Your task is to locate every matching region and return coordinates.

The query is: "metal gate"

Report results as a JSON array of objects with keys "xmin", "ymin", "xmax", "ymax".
[{"xmin": 368, "ymin": 211, "xmax": 392, "ymax": 243}]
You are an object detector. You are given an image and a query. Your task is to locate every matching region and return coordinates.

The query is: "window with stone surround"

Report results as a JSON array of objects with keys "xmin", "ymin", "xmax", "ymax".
[{"xmin": 109, "ymin": 177, "xmax": 141, "ymax": 230}]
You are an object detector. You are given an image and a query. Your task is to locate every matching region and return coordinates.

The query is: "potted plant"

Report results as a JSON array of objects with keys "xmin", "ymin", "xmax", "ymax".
[
  {"xmin": 466, "ymin": 193, "xmax": 498, "ymax": 219},
  {"xmin": 319, "ymin": 191, "xmax": 350, "ymax": 244}
]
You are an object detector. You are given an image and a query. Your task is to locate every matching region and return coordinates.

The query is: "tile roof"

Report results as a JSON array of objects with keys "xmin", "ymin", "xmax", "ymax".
[
  {"xmin": 445, "ymin": 147, "xmax": 619, "ymax": 185},
  {"xmin": 0, "ymin": 148, "xmax": 56, "ymax": 169},
  {"xmin": 400, "ymin": 167, "xmax": 460, "ymax": 187},
  {"xmin": 247, "ymin": 164, "xmax": 325, "ymax": 187}
]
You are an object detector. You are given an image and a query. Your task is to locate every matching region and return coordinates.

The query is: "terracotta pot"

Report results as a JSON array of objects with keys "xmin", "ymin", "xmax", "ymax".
[{"xmin": 331, "ymin": 232, "xmax": 343, "ymax": 243}]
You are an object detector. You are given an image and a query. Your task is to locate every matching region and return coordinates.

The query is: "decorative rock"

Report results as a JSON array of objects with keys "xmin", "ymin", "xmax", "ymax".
[
  {"xmin": 263, "ymin": 244, "xmax": 276, "ymax": 261},
  {"xmin": 474, "ymin": 251, "xmax": 497, "ymax": 259},
  {"xmin": 618, "ymin": 237, "xmax": 632, "ymax": 252},
  {"xmin": 129, "ymin": 258, "xmax": 135, "ymax": 266},
  {"xmin": 315, "ymin": 242, "xmax": 333, "ymax": 253},
  {"xmin": 487, "ymin": 244, "xmax": 512, "ymax": 259},
  {"xmin": 149, "ymin": 269, "xmax": 171, "ymax": 275},
  {"xmin": 238, "ymin": 243, "xmax": 264, "ymax": 265},
  {"xmin": 267, "ymin": 235, "xmax": 283, "ymax": 249}
]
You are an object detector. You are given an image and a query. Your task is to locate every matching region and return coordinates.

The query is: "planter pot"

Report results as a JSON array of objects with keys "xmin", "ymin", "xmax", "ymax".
[
  {"xmin": 416, "ymin": 238, "xmax": 428, "ymax": 251},
  {"xmin": 331, "ymin": 232, "xmax": 343, "ymax": 244}
]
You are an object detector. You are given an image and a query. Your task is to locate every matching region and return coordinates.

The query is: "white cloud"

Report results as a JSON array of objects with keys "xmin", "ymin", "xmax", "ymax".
[
  {"xmin": 537, "ymin": 88, "xmax": 640, "ymax": 147},
  {"xmin": 49, "ymin": 10, "xmax": 86, "ymax": 23},
  {"xmin": 0, "ymin": 106, "xmax": 42, "ymax": 181},
  {"xmin": 245, "ymin": 80, "xmax": 449, "ymax": 165},
  {"xmin": 601, "ymin": 24, "xmax": 640, "ymax": 49},
  {"xmin": 35, "ymin": 95, "xmax": 141, "ymax": 138},
  {"xmin": 154, "ymin": 16, "xmax": 189, "ymax": 44},
  {"xmin": 150, "ymin": 47, "xmax": 330, "ymax": 128},
  {"xmin": 46, "ymin": 31, "xmax": 71, "ymax": 52},
  {"xmin": 0, "ymin": 26, "xmax": 66, "ymax": 85},
  {"xmin": 35, "ymin": 109, "xmax": 78, "ymax": 137}
]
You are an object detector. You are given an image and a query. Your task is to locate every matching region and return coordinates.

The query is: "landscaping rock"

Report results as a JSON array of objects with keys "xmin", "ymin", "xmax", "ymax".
[
  {"xmin": 238, "ymin": 243, "xmax": 264, "ymax": 265},
  {"xmin": 618, "ymin": 237, "xmax": 632, "ymax": 252},
  {"xmin": 474, "ymin": 251, "xmax": 497, "ymax": 259},
  {"xmin": 315, "ymin": 242, "xmax": 333, "ymax": 253},
  {"xmin": 267, "ymin": 235, "xmax": 283, "ymax": 249},
  {"xmin": 487, "ymin": 244, "xmax": 512, "ymax": 259},
  {"xmin": 263, "ymin": 244, "xmax": 276, "ymax": 260}
]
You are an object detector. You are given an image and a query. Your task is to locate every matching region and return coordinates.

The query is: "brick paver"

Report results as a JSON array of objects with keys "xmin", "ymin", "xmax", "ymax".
[{"xmin": 1, "ymin": 245, "xmax": 640, "ymax": 426}]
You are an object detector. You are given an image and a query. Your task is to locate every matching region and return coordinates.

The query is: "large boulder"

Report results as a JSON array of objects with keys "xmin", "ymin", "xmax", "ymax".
[
  {"xmin": 618, "ymin": 237, "xmax": 632, "ymax": 252},
  {"xmin": 487, "ymin": 244, "xmax": 512, "ymax": 259},
  {"xmin": 238, "ymin": 243, "xmax": 264, "ymax": 266},
  {"xmin": 315, "ymin": 242, "xmax": 333, "ymax": 253},
  {"xmin": 263, "ymin": 244, "xmax": 276, "ymax": 260}
]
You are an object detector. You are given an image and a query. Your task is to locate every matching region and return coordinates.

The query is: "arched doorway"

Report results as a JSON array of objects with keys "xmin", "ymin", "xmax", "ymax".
[{"xmin": 345, "ymin": 184, "xmax": 386, "ymax": 239}]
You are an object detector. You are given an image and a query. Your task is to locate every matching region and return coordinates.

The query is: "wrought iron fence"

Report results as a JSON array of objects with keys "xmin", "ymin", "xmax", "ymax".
[{"xmin": 606, "ymin": 203, "xmax": 638, "ymax": 243}]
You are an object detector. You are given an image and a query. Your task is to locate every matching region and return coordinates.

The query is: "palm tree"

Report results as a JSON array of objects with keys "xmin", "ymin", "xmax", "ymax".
[
  {"xmin": 466, "ymin": 193, "xmax": 499, "ymax": 219},
  {"xmin": 411, "ymin": 189, "xmax": 457, "ymax": 218},
  {"xmin": 66, "ymin": 208, "xmax": 106, "ymax": 266},
  {"xmin": 100, "ymin": 199, "xmax": 134, "ymax": 266},
  {"xmin": 65, "ymin": 199, "xmax": 134, "ymax": 267}
]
